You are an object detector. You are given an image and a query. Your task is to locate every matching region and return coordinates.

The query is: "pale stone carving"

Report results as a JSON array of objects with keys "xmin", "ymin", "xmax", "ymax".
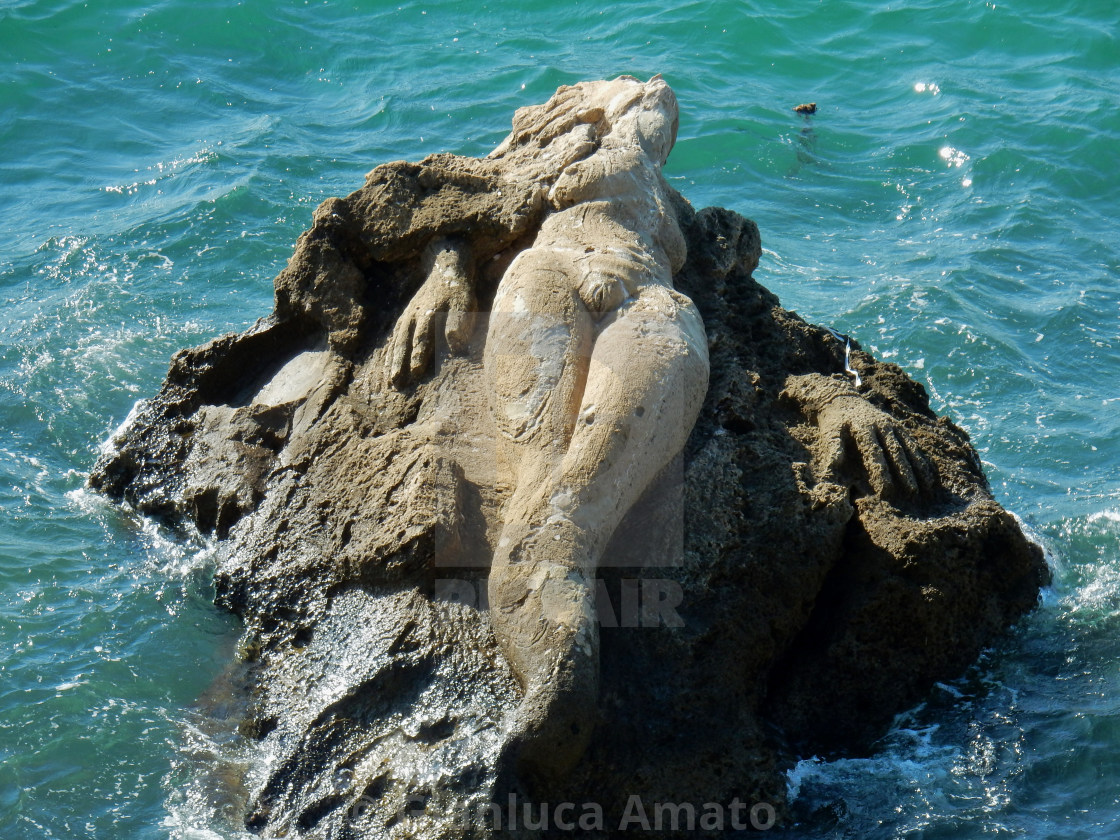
[{"xmin": 387, "ymin": 75, "xmax": 709, "ymax": 778}]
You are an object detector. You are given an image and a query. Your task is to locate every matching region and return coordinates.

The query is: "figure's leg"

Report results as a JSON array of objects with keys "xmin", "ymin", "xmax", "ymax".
[
  {"xmin": 552, "ymin": 287, "xmax": 709, "ymax": 554},
  {"xmin": 483, "ymin": 248, "xmax": 594, "ymax": 675},
  {"xmin": 487, "ymin": 283, "xmax": 709, "ymax": 781},
  {"xmin": 483, "ymin": 250, "xmax": 601, "ymax": 782}
]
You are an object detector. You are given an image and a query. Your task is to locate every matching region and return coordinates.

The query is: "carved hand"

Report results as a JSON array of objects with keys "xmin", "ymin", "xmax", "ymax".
[
  {"xmin": 385, "ymin": 238, "xmax": 476, "ymax": 388},
  {"xmin": 784, "ymin": 374, "xmax": 932, "ymax": 500}
]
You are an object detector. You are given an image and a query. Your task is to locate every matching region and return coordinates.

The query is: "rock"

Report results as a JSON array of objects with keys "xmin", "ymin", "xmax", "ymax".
[{"xmin": 90, "ymin": 76, "xmax": 1048, "ymax": 838}]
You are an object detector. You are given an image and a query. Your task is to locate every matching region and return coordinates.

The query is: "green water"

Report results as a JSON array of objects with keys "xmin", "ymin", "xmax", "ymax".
[{"xmin": 1, "ymin": 0, "xmax": 1118, "ymax": 836}]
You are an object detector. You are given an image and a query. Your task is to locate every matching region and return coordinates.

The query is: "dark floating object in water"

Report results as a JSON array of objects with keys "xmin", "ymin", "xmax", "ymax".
[{"xmin": 794, "ymin": 102, "xmax": 817, "ymax": 115}]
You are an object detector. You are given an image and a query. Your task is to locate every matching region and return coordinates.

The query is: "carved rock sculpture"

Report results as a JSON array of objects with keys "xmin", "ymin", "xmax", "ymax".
[
  {"xmin": 387, "ymin": 77, "xmax": 709, "ymax": 781},
  {"xmin": 90, "ymin": 77, "xmax": 1048, "ymax": 838}
]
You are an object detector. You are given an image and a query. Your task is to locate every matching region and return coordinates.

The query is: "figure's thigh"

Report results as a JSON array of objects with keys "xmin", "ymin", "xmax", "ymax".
[
  {"xmin": 559, "ymin": 287, "xmax": 709, "ymax": 531},
  {"xmin": 484, "ymin": 249, "xmax": 593, "ymax": 461}
]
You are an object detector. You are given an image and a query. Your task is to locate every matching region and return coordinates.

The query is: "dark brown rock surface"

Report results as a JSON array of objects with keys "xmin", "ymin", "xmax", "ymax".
[{"xmin": 90, "ymin": 131, "xmax": 1048, "ymax": 837}]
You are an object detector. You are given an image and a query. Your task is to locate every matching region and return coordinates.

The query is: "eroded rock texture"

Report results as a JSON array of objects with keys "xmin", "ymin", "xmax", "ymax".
[{"xmin": 90, "ymin": 78, "xmax": 1047, "ymax": 838}]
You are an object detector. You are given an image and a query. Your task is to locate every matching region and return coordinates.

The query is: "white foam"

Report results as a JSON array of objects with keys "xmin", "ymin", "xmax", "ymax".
[
  {"xmin": 99, "ymin": 399, "xmax": 148, "ymax": 456},
  {"xmin": 786, "ymin": 756, "xmax": 822, "ymax": 801}
]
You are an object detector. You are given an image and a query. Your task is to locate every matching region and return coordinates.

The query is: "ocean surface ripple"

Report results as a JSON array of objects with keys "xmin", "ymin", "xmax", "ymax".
[{"xmin": 1, "ymin": 0, "xmax": 1117, "ymax": 837}]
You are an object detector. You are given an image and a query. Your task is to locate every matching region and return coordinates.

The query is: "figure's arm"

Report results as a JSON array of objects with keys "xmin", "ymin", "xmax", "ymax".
[
  {"xmin": 547, "ymin": 142, "xmax": 641, "ymax": 210},
  {"xmin": 385, "ymin": 237, "xmax": 476, "ymax": 388},
  {"xmin": 782, "ymin": 373, "xmax": 933, "ymax": 500}
]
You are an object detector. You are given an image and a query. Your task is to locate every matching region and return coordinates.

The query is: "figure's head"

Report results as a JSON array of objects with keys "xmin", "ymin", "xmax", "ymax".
[
  {"xmin": 589, "ymin": 74, "xmax": 679, "ymax": 164},
  {"xmin": 496, "ymin": 75, "xmax": 679, "ymax": 166}
]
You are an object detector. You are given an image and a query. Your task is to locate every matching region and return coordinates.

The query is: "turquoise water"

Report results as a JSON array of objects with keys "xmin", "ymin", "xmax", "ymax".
[{"xmin": 1, "ymin": 0, "xmax": 1117, "ymax": 836}]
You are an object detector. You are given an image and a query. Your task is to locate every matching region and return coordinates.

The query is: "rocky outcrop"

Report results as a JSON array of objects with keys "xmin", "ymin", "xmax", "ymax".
[{"xmin": 90, "ymin": 79, "xmax": 1047, "ymax": 838}]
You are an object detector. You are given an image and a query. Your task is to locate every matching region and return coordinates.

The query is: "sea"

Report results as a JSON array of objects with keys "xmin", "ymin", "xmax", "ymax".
[{"xmin": 1, "ymin": 0, "xmax": 1117, "ymax": 837}]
